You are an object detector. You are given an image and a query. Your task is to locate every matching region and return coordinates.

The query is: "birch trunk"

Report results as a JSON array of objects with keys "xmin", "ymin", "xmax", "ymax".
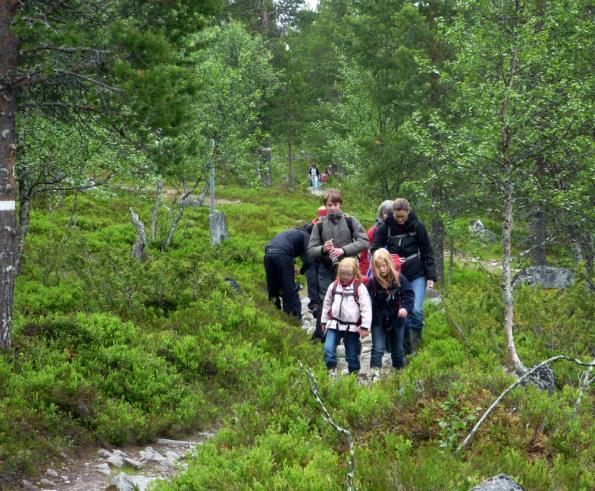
[
  {"xmin": 500, "ymin": 45, "xmax": 526, "ymax": 374},
  {"xmin": 150, "ymin": 180, "xmax": 163, "ymax": 241}
]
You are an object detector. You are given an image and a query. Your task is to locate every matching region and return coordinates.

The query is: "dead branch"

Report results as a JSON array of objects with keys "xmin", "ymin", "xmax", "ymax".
[
  {"xmin": 456, "ymin": 355, "xmax": 595, "ymax": 454},
  {"xmin": 298, "ymin": 361, "xmax": 355, "ymax": 491},
  {"xmin": 130, "ymin": 207, "xmax": 148, "ymax": 261},
  {"xmin": 150, "ymin": 180, "xmax": 163, "ymax": 241},
  {"xmin": 574, "ymin": 357, "xmax": 595, "ymax": 414}
]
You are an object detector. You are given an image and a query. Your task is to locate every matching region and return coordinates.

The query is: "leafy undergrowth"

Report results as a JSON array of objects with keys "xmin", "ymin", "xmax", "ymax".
[{"xmin": 1, "ymin": 185, "xmax": 593, "ymax": 490}]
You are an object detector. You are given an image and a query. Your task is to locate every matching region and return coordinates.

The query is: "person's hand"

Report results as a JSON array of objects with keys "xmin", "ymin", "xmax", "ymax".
[
  {"xmin": 427, "ymin": 279, "xmax": 434, "ymax": 289},
  {"xmin": 329, "ymin": 247, "xmax": 344, "ymax": 260},
  {"xmin": 323, "ymin": 239, "xmax": 334, "ymax": 252},
  {"xmin": 397, "ymin": 308, "xmax": 408, "ymax": 318},
  {"xmin": 358, "ymin": 328, "xmax": 369, "ymax": 338}
]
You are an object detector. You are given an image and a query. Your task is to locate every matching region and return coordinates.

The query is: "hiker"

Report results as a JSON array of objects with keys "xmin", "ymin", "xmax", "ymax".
[
  {"xmin": 264, "ymin": 227, "xmax": 312, "ymax": 321},
  {"xmin": 309, "ymin": 164, "xmax": 321, "ymax": 188},
  {"xmin": 368, "ymin": 248, "xmax": 415, "ymax": 378},
  {"xmin": 303, "ymin": 206, "xmax": 328, "ymax": 316},
  {"xmin": 359, "ymin": 199, "xmax": 394, "ymax": 282},
  {"xmin": 308, "ymin": 188, "xmax": 369, "ymax": 342},
  {"xmin": 371, "ymin": 198, "xmax": 437, "ymax": 355},
  {"xmin": 321, "ymin": 257, "xmax": 372, "ymax": 376}
]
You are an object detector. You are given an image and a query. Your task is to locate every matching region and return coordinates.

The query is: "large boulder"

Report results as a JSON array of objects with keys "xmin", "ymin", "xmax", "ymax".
[
  {"xmin": 470, "ymin": 474, "xmax": 525, "ymax": 491},
  {"xmin": 512, "ymin": 266, "xmax": 574, "ymax": 289},
  {"xmin": 469, "ymin": 220, "xmax": 497, "ymax": 243}
]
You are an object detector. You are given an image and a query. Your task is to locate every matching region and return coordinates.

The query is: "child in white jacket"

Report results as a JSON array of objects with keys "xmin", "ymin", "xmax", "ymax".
[{"xmin": 321, "ymin": 257, "xmax": 372, "ymax": 375}]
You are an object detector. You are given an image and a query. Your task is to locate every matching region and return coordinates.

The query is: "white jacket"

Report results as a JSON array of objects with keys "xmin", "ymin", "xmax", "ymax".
[{"xmin": 321, "ymin": 280, "xmax": 372, "ymax": 332}]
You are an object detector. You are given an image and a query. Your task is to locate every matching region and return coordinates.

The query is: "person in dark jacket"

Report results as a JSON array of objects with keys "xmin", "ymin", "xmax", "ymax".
[
  {"xmin": 367, "ymin": 248, "xmax": 415, "ymax": 374},
  {"xmin": 371, "ymin": 198, "xmax": 437, "ymax": 354},
  {"xmin": 264, "ymin": 228, "xmax": 312, "ymax": 321}
]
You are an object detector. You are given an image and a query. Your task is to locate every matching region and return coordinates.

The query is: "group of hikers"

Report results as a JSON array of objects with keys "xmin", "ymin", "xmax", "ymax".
[
  {"xmin": 264, "ymin": 188, "xmax": 436, "ymax": 379},
  {"xmin": 308, "ymin": 163, "xmax": 331, "ymax": 189}
]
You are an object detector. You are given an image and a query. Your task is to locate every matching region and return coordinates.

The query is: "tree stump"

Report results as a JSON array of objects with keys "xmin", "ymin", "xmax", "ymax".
[{"xmin": 209, "ymin": 210, "xmax": 229, "ymax": 246}]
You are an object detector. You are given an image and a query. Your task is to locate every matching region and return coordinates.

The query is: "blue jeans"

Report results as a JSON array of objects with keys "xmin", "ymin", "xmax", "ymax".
[
  {"xmin": 371, "ymin": 318, "xmax": 405, "ymax": 369},
  {"xmin": 406, "ymin": 276, "xmax": 426, "ymax": 331},
  {"xmin": 404, "ymin": 276, "xmax": 426, "ymax": 354},
  {"xmin": 324, "ymin": 329, "xmax": 361, "ymax": 373}
]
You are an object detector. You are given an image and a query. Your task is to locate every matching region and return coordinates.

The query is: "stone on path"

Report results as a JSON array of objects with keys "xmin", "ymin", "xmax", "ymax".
[
  {"xmin": 111, "ymin": 473, "xmax": 155, "ymax": 491},
  {"xmin": 469, "ymin": 474, "xmax": 525, "ymax": 491}
]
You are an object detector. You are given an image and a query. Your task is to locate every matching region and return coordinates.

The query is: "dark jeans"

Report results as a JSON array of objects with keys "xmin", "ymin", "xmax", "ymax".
[
  {"xmin": 264, "ymin": 252, "xmax": 302, "ymax": 320},
  {"xmin": 371, "ymin": 317, "xmax": 405, "ymax": 369},
  {"xmin": 324, "ymin": 329, "xmax": 361, "ymax": 373},
  {"xmin": 305, "ymin": 262, "xmax": 321, "ymax": 310},
  {"xmin": 313, "ymin": 262, "xmax": 337, "ymax": 341}
]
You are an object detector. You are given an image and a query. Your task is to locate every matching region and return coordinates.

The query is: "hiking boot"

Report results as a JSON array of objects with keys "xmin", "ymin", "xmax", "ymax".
[
  {"xmin": 341, "ymin": 367, "xmax": 350, "ymax": 376},
  {"xmin": 328, "ymin": 368, "xmax": 338, "ymax": 379}
]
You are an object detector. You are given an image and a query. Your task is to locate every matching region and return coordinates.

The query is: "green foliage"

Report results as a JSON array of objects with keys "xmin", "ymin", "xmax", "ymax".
[{"xmin": 2, "ymin": 182, "xmax": 593, "ymax": 489}]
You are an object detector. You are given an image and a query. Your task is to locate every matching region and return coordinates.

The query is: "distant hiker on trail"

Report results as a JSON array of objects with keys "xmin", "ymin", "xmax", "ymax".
[
  {"xmin": 264, "ymin": 228, "xmax": 312, "ymax": 321},
  {"xmin": 368, "ymin": 248, "xmax": 415, "ymax": 378},
  {"xmin": 321, "ymin": 258, "xmax": 372, "ymax": 377},
  {"xmin": 308, "ymin": 189, "xmax": 369, "ymax": 342},
  {"xmin": 309, "ymin": 164, "xmax": 321, "ymax": 188},
  {"xmin": 371, "ymin": 198, "xmax": 437, "ymax": 355},
  {"xmin": 303, "ymin": 206, "xmax": 328, "ymax": 317},
  {"xmin": 359, "ymin": 199, "xmax": 394, "ymax": 283}
]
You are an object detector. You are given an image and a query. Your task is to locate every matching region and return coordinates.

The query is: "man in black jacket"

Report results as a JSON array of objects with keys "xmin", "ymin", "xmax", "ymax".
[
  {"xmin": 371, "ymin": 198, "xmax": 437, "ymax": 354},
  {"xmin": 264, "ymin": 228, "xmax": 312, "ymax": 321}
]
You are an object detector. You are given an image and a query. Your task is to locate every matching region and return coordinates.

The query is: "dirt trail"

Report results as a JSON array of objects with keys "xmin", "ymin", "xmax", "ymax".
[{"xmin": 21, "ymin": 432, "xmax": 215, "ymax": 491}]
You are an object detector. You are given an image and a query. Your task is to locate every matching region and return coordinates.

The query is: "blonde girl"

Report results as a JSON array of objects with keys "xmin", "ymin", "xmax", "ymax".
[
  {"xmin": 368, "ymin": 248, "xmax": 415, "ymax": 374},
  {"xmin": 321, "ymin": 257, "xmax": 372, "ymax": 376}
]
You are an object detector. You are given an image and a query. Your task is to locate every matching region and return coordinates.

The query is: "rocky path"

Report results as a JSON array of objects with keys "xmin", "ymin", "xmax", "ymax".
[
  {"xmin": 20, "ymin": 432, "xmax": 215, "ymax": 491},
  {"xmin": 300, "ymin": 296, "xmax": 395, "ymax": 383}
]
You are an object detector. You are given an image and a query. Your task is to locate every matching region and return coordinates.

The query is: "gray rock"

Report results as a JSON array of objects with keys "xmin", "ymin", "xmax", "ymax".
[
  {"xmin": 124, "ymin": 457, "xmax": 145, "ymax": 470},
  {"xmin": 426, "ymin": 296, "xmax": 443, "ymax": 307},
  {"xmin": 513, "ymin": 266, "xmax": 574, "ymax": 289},
  {"xmin": 469, "ymin": 220, "xmax": 497, "ymax": 243},
  {"xmin": 107, "ymin": 455, "xmax": 125, "ymax": 468},
  {"xmin": 38, "ymin": 478, "xmax": 56, "ymax": 489},
  {"xmin": 95, "ymin": 463, "xmax": 111, "ymax": 476},
  {"xmin": 140, "ymin": 447, "xmax": 164, "ymax": 463},
  {"xmin": 98, "ymin": 449, "xmax": 112, "ymax": 458},
  {"xmin": 209, "ymin": 210, "xmax": 229, "ymax": 246},
  {"xmin": 111, "ymin": 473, "xmax": 155, "ymax": 491},
  {"xmin": 521, "ymin": 365, "xmax": 556, "ymax": 394},
  {"xmin": 470, "ymin": 474, "xmax": 525, "ymax": 490},
  {"xmin": 46, "ymin": 469, "xmax": 58, "ymax": 478},
  {"xmin": 21, "ymin": 480, "xmax": 39, "ymax": 491}
]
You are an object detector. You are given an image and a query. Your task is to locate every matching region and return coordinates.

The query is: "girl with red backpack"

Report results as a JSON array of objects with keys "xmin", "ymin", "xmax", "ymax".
[
  {"xmin": 321, "ymin": 258, "xmax": 372, "ymax": 377},
  {"xmin": 368, "ymin": 248, "xmax": 415, "ymax": 377}
]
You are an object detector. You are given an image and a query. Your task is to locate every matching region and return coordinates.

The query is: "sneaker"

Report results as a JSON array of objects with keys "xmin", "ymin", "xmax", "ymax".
[
  {"xmin": 341, "ymin": 367, "xmax": 350, "ymax": 376},
  {"xmin": 328, "ymin": 368, "xmax": 338, "ymax": 379}
]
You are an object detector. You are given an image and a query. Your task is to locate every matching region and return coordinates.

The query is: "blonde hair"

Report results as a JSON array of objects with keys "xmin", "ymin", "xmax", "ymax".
[
  {"xmin": 371, "ymin": 248, "xmax": 400, "ymax": 288},
  {"xmin": 336, "ymin": 257, "xmax": 362, "ymax": 282}
]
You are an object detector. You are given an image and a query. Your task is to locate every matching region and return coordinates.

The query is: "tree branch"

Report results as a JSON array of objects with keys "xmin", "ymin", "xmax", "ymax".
[
  {"xmin": 298, "ymin": 361, "xmax": 355, "ymax": 491},
  {"xmin": 456, "ymin": 355, "xmax": 595, "ymax": 453}
]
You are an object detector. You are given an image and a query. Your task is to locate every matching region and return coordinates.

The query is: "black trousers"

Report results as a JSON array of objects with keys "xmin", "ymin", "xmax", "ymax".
[
  {"xmin": 264, "ymin": 252, "xmax": 302, "ymax": 320},
  {"xmin": 313, "ymin": 263, "xmax": 338, "ymax": 340}
]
